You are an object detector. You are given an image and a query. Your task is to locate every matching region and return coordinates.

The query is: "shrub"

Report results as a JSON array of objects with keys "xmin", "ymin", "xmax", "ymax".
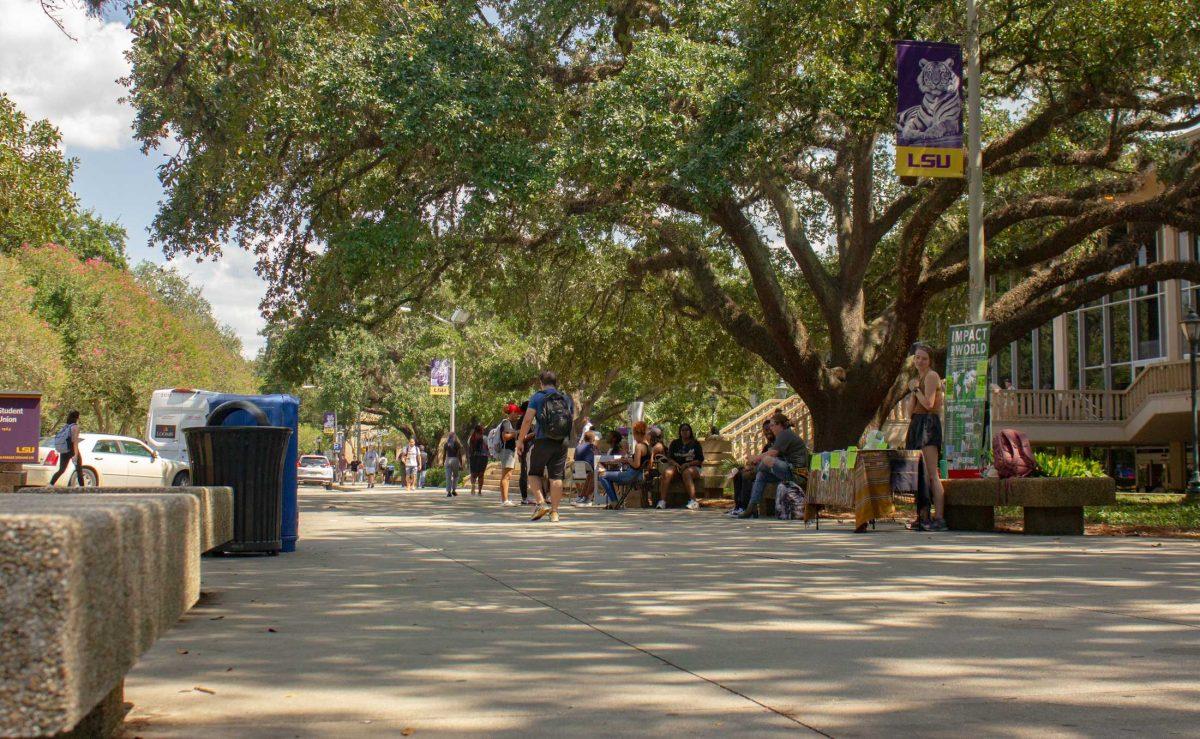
[
  {"xmin": 423, "ymin": 467, "xmax": 445, "ymax": 487},
  {"xmin": 1034, "ymin": 452, "xmax": 1105, "ymax": 478}
]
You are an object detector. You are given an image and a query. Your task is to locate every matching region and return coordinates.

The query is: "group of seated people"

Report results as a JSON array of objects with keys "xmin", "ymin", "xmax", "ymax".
[
  {"xmin": 569, "ymin": 420, "xmax": 708, "ymax": 510},
  {"xmin": 569, "ymin": 412, "xmax": 808, "ymax": 515}
]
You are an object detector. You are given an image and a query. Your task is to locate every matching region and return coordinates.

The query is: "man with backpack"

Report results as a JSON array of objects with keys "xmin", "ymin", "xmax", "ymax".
[{"xmin": 515, "ymin": 371, "xmax": 575, "ymax": 523}]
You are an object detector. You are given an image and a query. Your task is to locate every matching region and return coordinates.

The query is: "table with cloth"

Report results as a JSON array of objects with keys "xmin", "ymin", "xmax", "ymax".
[{"xmin": 803, "ymin": 449, "xmax": 923, "ymax": 529}]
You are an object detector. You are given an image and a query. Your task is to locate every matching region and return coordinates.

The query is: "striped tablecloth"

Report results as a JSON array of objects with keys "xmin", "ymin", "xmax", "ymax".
[{"xmin": 805, "ymin": 450, "xmax": 923, "ymax": 528}]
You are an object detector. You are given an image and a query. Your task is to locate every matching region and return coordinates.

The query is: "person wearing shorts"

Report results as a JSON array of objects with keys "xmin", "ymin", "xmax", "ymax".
[
  {"xmin": 497, "ymin": 402, "xmax": 522, "ymax": 506},
  {"xmin": 515, "ymin": 371, "xmax": 574, "ymax": 523}
]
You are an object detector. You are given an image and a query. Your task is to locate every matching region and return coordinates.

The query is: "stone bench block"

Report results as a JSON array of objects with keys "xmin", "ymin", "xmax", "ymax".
[
  {"xmin": 17, "ymin": 487, "xmax": 234, "ymax": 554},
  {"xmin": 943, "ymin": 477, "xmax": 1116, "ymax": 535},
  {"xmin": 0, "ymin": 494, "xmax": 200, "ymax": 737}
]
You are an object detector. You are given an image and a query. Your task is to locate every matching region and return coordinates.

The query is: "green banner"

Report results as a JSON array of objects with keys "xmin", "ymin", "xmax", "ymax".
[{"xmin": 944, "ymin": 322, "xmax": 991, "ymax": 470}]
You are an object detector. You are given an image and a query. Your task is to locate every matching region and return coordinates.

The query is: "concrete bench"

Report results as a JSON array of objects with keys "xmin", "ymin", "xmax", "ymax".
[
  {"xmin": 0, "ymin": 494, "xmax": 201, "ymax": 737},
  {"xmin": 944, "ymin": 477, "xmax": 1117, "ymax": 535},
  {"xmin": 16, "ymin": 487, "xmax": 234, "ymax": 554}
]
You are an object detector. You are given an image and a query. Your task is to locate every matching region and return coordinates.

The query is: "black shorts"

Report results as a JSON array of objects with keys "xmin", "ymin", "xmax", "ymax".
[{"xmin": 527, "ymin": 439, "xmax": 568, "ymax": 481}]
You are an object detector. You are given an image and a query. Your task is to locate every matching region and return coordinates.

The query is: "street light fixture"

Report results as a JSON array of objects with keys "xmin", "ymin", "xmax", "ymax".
[
  {"xmin": 1180, "ymin": 308, "xmax": 1200, "ymax": 502},
  {"xmin": 775, "ymin": 379, "xmax": 790, "ymax": 400}
]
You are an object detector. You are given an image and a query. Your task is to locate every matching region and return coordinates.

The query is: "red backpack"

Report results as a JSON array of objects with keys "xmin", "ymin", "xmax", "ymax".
[{"xmin": 993, "ymin": 429, "xmax": 1036, "ymax": 479}]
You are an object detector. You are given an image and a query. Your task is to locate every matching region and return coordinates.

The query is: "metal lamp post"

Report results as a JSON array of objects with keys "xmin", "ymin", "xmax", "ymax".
[
  {"xmin": 707, "ymin": 392, "xmax": 719, "ymax": 437},
  {"xmin": 965, "ymin": 0, "xmax": 986, "ymax": 324},
  {"xmin": 775, "ymin": 379, "xmax": 790, "ymax": 400},
  {"xmin": 1180, "ymin": 309, "xmax": 1200, "ymax": 502},
  {"xmin": 400, "ymin": 306, "xmax": 470, "ymax": 436}
]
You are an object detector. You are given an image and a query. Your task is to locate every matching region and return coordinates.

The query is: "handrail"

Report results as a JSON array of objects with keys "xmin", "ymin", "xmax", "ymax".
[{"xmin": 993, "ymin": 360, "xmax": 1191, "ymax": 424}]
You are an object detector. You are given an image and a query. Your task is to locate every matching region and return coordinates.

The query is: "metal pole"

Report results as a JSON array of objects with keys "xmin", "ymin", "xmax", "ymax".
[
  {"xmin": 450, "ymin": 358, "xmax": 457, "ymax": 438},
  {"xmin": 966, "ymin": 0, "xmax": 986, "ymax": 324},
  {"xmin": 1189, "ymin": 341, "xmax": 1200, "ymax": 501}
]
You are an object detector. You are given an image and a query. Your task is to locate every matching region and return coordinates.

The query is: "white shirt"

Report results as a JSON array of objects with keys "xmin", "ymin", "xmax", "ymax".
[{"xmin": 405, "ymin": 445, "xmax": 419, "ymax": 466}]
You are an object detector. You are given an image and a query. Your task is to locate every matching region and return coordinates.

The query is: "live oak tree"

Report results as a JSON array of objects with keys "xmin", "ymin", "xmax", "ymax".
[{"xmin": 123, "ymin": 0, "xmax": 1200, "ymax": 447}]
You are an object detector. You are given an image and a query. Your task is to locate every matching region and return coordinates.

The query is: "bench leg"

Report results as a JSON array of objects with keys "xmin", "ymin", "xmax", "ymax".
[
  {"xmin": 1024, "ymin": 506, "xmax": 1085, "ymax": 536},
  {"xmin": 58, "ymin": 681, "xmax": 128, "ymax": 738},
  {"xmin": 944, "ymin": 505, "xmax": 995, "ymax": 532}
]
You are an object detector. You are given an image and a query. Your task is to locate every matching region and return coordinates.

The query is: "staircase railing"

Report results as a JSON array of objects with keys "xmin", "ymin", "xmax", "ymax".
[{"xmin": 992, "ymin": 360, "xmax": 1190, "ymax": 425}]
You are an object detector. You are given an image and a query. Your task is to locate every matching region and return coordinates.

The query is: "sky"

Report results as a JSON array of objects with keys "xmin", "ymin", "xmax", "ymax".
[{"xmin": 0, "ymin": 0, "xmax": 268, "ymax": 358}]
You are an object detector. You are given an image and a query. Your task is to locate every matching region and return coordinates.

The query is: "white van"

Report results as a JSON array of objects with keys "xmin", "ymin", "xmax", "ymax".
[{"xmin": 146, "ymin": 388, "xmax": 220, "ymax": 463}]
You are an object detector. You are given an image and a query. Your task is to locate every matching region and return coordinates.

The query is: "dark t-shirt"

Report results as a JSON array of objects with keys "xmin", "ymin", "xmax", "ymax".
[
  {"xmin": 444, "ymin": 440, "xmax": 462, "ymax": 459},
  {"xmin": 574, "ymin": 442, "xmax": 596, "ymax": 466},
  {"xmin": 668, "ymin": 439, "xmax": 704, "ymax": 466},
  {"xmin": 771, "ymin": 428, "xmax": 809, "ymax": 467},
  {"xmin": 469, "ymin": 435, "xmax": 488, "ymax": 458},
  {"xmin": 500, "ymin": 418, "xmax": 517, "ymax": 450}
]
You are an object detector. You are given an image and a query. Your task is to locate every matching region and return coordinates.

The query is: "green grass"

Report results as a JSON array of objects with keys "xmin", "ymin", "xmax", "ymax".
[{"xmin": 1084, "ymin": 494, "xmax": 1200, "ymax": 530}]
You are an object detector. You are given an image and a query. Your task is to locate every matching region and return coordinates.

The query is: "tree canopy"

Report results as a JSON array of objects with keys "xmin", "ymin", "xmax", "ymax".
[
  {"xmin": 125, "ymin": 0, "xmax": 1200, "ymax": 445},
  {"xmin": 0, "ymin": 93, "xmax": 128, "ymax": 267}
]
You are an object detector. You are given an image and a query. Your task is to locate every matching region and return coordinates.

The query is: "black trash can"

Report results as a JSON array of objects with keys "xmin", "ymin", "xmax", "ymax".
[{"xmin": 185, "ymin": 400, "xmax": 293, "ymax": 554}]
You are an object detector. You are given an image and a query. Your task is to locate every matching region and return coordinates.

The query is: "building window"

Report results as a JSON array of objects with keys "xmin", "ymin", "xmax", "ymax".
[
  {"xmin": 1183, "ymin": 231, "xmax": 1200, "ymax": 313},
  {"xmin": 990, "ymin": 321, "xmax": 1054, "ymax": 390},
  {"xmin": 1067, "ymin": 230, "xmax": 1165, "ymax": 390}
]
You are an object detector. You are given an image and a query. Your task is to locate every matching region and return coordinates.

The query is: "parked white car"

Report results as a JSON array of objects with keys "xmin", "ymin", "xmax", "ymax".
[
  {"xmin": 297, "ymin": 454, "xmax": 334, "ymax": 490},
  {"xmin": 24, "ymin": 433, "xmax": 192, "ymax": 488}
]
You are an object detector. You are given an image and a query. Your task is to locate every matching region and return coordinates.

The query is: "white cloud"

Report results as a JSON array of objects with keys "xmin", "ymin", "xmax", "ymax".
[
  {"xmin": 0, "ymin": 0, "xmax": 134, "ymax": 150},
  {"xmin": 170, "ymin": 248, "xmax": 268, "ymax": 360}
]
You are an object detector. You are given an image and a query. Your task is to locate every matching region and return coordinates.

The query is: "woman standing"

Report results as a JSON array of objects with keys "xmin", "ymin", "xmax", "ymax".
[
  {"xmin": 49, "ymin": 410, "xmax": 84, "ymax": 486},
  {"xmin": 444, "ymin": 433, "xmax": 464, "ymax": 497},
  {"xmin": 907, "ymin": 343, "xmax": 946, "ymax": 531},
  {"xmin": 467, "ymin": 424, "xmax": 490, "ymax": 495}
]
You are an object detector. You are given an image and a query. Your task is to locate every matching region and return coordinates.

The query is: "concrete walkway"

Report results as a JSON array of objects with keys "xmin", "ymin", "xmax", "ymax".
[{"xmin": 123, "ymin": 490, "xmax": 1200, "ymax": 737}]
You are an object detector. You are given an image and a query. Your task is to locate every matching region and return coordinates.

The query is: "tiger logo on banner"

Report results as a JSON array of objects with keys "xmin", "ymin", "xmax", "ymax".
[{"xmin": 896, "ymin": 41, "xmax": 965, "ymax": 179}]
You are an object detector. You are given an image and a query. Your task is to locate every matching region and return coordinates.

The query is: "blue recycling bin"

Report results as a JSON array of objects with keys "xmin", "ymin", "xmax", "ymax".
[{"xmin": 207, "ymin": 393, "xmax": 300, "ymax": 552}]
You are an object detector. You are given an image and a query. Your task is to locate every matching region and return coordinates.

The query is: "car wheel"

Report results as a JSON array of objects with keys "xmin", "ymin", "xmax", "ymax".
[
  {"xmin": 78, "ymin": 468, "xmax": 99, "ymax": 487},
  {"xmin": 172, "ymin": 471, "xmax": 191, "ymax": 487}
]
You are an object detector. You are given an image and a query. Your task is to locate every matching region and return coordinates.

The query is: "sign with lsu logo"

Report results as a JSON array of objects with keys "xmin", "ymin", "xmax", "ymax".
[
  {"xmin": 0, "ymin": 391, "xmax": 41, "ymax": 463},
  {"xmin": 896, "ymin": 145, "xmax": 965, "ymax": 178},
  {"xmin": 895, "ymin": 40, "xmax": 964, "ymax": 179}
]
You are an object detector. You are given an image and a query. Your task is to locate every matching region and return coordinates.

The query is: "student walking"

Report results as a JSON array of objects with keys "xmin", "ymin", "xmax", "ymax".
[
  {"xmin": 363, "ymin": 445, "xmax": 379, "ymax": 489},
  {"xmin": 907, "ymin": 343, "xmax": 947, "ymax": 531},
  {"xmin": 467, "ymin": 424, "xmax": 489, "ymax": 495},
  {"xmin": 49, "ymin": 410, "xmax": 85, "ymax": 486},
  {"xmin": 444, "ymin": 433, "xmax": 464, "ymax": 497},
  {"xmin": 498, "ymin": 403, "xmax": 522, "ymax": 506},
  {"xmin": 403, "ymin": 439, "xmax": 420, "ymax": 491},
  {"xmin": 418, "ymin": 445, "xmax": 429, "ymax": 487},
  {"xmin": 515, "ymin": 371, "xmax": 575, "ymax": 523}
]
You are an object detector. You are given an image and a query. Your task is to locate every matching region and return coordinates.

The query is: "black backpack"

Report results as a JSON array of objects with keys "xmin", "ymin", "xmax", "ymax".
[{"xmin": 536, "ymin": 390, "xmax": 574, "ymax": 442}]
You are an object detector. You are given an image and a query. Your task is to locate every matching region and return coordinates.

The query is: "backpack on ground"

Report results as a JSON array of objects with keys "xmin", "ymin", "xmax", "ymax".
[
  {"xmin": 52, "ymin": 423, "xmax": 74, "ymax": 454},
  {"xmin": 775, "ymin": 481, "xmax": 806, "ymax": 520},
  {"xmin": 993, "ymin": 428, "xmax": 1036, "ymax": 479},
  {"xmin": 536, "ymin": 390, "xmax": 573, "ymax": 442},
  {"xmin": 485, "ymin": 421, "xmax": 505, "ymax": 459}
]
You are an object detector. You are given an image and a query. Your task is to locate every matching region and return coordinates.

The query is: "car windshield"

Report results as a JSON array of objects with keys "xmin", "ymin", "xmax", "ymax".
[{"xmin": 300, "ymin": 457, "xmax": 329, "ymax": 467}]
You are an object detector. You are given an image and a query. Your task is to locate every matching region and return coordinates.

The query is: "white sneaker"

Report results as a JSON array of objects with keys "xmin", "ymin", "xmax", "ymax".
[
  {"xmin": 501, "ymin": 500, "xmax": 517, "ymax": 507},
  {"xmin": 726, "ymin": 508, "xmax": 743, "ymax": 517},
  {"xmin": 686, "ymin": 499, "xmax": 700, "ymax": 511},
  {"xmin": 655, "ymin": 500, "xmax": 667, "ymax": 510},
  {"xmin": 579, "ymin": 500, "xmax": 595, "ymax": 507}
]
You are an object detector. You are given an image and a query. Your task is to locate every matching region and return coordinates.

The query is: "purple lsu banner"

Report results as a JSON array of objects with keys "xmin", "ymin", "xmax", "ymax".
[
  {"xmin": 0, "ymin": 391, "xmax": 42, "ymax": 463},
  {"xmin": 896, "ymin": 40, "xmax": 964, "ymax": 178},
  {"xmin": 429, "ymin": 359, "xmax": 450, "ymax": 396}
]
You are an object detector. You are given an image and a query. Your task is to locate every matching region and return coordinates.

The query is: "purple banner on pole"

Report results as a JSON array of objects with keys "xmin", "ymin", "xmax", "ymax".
[
  {"xmin": 0, "ymin": 392, "xmax": 42, "ymax": 463},
  {"xmin": 896, "ymin": 40, "xmax": 963, "ymax": 149}
]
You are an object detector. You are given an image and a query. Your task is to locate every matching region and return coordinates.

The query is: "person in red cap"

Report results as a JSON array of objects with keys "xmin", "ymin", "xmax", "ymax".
[{"xmin": 497, "ymin": 401, "xmax": 523, "ymax": 506}]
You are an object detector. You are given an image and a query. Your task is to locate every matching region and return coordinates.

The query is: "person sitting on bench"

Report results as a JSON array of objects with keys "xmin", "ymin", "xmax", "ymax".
[
  {"xmin": 658, "ymin": 422, "xmax": 704, "ymax": 511},
  {"xmin": 727, "ymin": 420, "xmax": 775, "ymax": 517},
  {"xmin": 599, "ymin": 421, "xmax": 650, "ymax": 509},
  {"xmin": 739, "ymin": 411, "xmax": 809, "ymax": 519}
]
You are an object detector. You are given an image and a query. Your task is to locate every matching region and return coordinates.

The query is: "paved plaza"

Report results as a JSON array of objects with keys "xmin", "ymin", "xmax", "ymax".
[{"xmin": 123, "ymin": 490, "xmax": 1200, "ymax": 737}]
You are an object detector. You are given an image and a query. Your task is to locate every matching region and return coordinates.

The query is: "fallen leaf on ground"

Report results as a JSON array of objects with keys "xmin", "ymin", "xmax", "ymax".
[
  {"xmin": 267, "ymin": 627, "xmax": 277, "ymax": 633},
  {"xmin": 176, "ymin": 648, "xmax": 189, "ymax": 654},
  {"xmin": 401, "ymin": 729, "xmax": 415, "ymax": 736},
  {"xmin": 193, "ymin": 686, "xmax": 215, "ymax": 695},
  {"xmin": 210, "ymin": 616, "xmax": 224, "ymax": 620}
]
